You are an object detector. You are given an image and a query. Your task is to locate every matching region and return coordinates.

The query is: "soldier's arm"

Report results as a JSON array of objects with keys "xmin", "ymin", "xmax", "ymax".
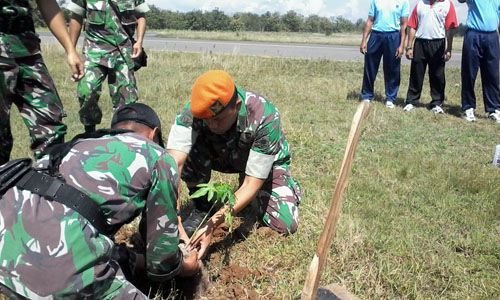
[
  {"xmin": 360, "ymin": 17, "xmax": 374, "ymax": 54},
  {"xmin": 69, "ymin": 14, "xmax": 83, "ymax": 48},
  {"xmin": 193, "ymin": 175, "xmax": 265, "ymax": 259},
  {"xmin": 144, "ymin": 153, "xmax": 200, "ymax": 280},
  {"xmin": 131, "ymin": 14, "xmax": 146, "ymax": 58},
  {"xmin": 36, "ymin": 0, "xmax": 83, "ymax": 80}
]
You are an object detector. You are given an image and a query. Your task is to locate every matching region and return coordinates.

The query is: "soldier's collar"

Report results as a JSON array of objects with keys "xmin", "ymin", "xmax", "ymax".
[{"xmin": 236, "ymin": 86, "xmax": 248, "ymax": 133}]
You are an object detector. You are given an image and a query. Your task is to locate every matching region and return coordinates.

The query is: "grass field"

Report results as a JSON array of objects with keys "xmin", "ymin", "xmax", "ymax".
[
  {"xmin": 7, "ymin": 45, "xmax": 500, "ymax": 299},
  {"xmin": 154, "ymin": 29, "xmax": 465, "ymax": 51}
]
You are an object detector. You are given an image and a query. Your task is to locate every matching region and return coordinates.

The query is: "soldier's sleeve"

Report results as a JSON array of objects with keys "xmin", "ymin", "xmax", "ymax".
[
  {"xmin": 143, "ymin": 152, "xmax": 182, "ymax": 281},
  {"xmin": 246, "ymin": 103, "xmax": 281, "ymax": 179},
  {"xmin": 134, "ymin": 0, "xmax": 150, "ymax": 14},
  {"xmin": 166, "ymin": 102, "xmax": 198, "ymax": 154},
  {"xmin": 66, "ymin": 0, "xmax": 86, "ymax": 17}
]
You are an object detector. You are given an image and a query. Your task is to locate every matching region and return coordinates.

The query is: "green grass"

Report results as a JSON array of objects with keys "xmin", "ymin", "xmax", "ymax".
[
  {"xmin": 154, "ymin": 29, "xmax": 465, "ymax": 50},
  {"xmin": 9, "ymin": 45, "xmax": 500, "ymax": 299}
]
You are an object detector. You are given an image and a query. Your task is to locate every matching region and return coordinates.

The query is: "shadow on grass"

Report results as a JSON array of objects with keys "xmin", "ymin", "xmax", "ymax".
[{"xmin": 346, "ymin": 89, "xmax": 405, "ymax": 107}]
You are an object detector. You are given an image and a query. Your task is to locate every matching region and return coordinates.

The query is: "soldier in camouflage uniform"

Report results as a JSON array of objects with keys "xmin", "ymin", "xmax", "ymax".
[
  {"xmin": 68, "ymin": 0, "xmax": 149, "ymax": 133},
  {"xmin": 0, "ymin": 0, "xmax": 84, "ymax": 165},
  {"xmin": 0, "ymin": 103, "xmax": 200, "ymax": 299},
  {"xmin": 167, "ymin": 70, "xmax": 302, "ymax": 258}
]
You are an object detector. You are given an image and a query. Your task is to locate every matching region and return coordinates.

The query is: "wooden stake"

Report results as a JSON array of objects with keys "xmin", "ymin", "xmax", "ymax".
[{"xmin": 302, "ymin": 101, "xmax": 371, "ymax": 299}]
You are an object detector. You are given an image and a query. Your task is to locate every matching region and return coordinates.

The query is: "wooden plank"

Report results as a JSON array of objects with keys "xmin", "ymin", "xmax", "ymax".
[{"xmin": 302, "ymin": 101, "xmax": 371, "ymax": 299}]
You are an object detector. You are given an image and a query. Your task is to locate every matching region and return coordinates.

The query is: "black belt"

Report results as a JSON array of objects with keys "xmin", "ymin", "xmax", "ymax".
[
  {"xmin": 16, "ymin": 170, "xmax": 117, "ymax": 236},
  {"xmin": 0, "ymin": 15, "xmax": 34, "ymax": 34}
]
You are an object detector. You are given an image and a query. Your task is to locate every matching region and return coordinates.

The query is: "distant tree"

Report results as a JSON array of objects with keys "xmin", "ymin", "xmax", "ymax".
[
  {"xmin": 204, "ymin": 8, "xmax": 230, "ymax": 30},
  {"xmin": 234, "ymin": 12, "xmax": 262, "ymax": 31},
  {"xmin": 261, "ymin": 11, "xmax": 282, "ymax": 32},
  {"xmin": 304, "ymin": 14, "xmax": 322, "ymax": 32},
  {"xmin": 281, "ymin": 10, "xmax": 303, "ymax": 32},
  {"xmin": 355, "ymin": 18, "xmax": 365, "ymax": 32},
  {"xmin": 146, "ymin": 5, "xmax": 167, "ymax": 29}
]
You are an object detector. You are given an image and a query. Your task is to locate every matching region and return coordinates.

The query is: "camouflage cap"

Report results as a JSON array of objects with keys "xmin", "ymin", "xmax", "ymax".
[
  {"xmin": 190, "ymin": 70, "xmax": 237, "ymax": 119},
  {"xmin": 111, "ymin": 103, "xmax": 164, "ymax": 147}
]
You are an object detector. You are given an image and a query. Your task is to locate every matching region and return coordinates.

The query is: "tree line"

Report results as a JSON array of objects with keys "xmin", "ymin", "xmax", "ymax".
[
  {"xmin": 146, "ymin": 6, "xmax": 365, "ymax": 35},
  {"xmin": 33, "ymin": 2, "xmax": 467, "ymax": 36}
]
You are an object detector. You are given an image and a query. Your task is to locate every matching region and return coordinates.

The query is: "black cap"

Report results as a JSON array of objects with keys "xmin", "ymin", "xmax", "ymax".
[{"xmin": 111, "ymin": 103, "xmax": 164, "ymax": 147}]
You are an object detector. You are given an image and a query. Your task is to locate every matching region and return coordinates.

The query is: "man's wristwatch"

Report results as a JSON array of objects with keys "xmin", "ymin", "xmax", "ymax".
[{"xmin": 406, "ymin": 47, "xmax": 412, "ymax": 51}]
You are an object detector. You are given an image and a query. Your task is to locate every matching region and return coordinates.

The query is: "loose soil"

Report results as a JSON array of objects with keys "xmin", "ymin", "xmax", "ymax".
[{"xmin": 114, "ymin": 206, "xmax": 280, "ymax": 299}]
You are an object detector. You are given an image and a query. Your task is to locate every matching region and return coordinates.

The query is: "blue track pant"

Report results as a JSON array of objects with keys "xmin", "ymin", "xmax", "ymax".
[
  {"xmin": 361, "ymin": 31, "xmax": 401, "ymax": 102},
  {"xmin": 461, "ymin": 30, "xmax": 500, "ymax": 113}
]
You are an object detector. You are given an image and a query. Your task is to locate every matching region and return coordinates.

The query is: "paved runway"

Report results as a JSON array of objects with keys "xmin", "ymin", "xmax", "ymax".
[{"xmin": 39, "ymin": 32, "xmax": 462, "ymax": 67}]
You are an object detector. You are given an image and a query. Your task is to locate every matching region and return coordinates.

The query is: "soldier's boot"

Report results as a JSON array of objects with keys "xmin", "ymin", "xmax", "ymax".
[{"xmin": 182, "ymin": 187, "xmax": 218, "ymax": 237}]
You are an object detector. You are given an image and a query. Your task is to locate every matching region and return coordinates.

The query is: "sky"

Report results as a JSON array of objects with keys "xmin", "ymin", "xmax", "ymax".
[{"xmin": 147, "ymin": 0, "xmax": 468, "ymax": 24}]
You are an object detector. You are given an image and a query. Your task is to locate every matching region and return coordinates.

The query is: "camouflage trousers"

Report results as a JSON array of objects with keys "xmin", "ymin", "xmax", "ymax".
[
  {"xmin": 0, "ymin": 54, "xmax": 66, "ymax": 165},
  {"xmin": 0, "ymin": 270, "xmax": 148, "ymax": 300},
  {"xmin": 182, "ymin": 145, "xmax": 301, "ymax": 235},
  {"xmin": 77, "ymin": 57, "xmax": 138, "ymax": 127}
]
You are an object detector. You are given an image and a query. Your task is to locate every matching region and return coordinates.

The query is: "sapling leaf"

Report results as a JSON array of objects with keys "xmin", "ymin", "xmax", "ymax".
[
  {"xmin": 207, "ymin": 189, "xmax": 215, "ymax": 202},
  {"xmin": 188, "ymin": 182, "xmax": 237, "ymax": 237},
  {"xmin": 190, "ymin": 188, "xmax": 208, "ymax": 199}
]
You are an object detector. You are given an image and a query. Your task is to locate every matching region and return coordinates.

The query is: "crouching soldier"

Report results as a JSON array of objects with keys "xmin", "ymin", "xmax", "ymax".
[
  {"xmin": 0, "ymin": 103, "xmax": 200, "ymax": 299},
  {"xmin": 167, "ymin": 70, "xmax": 302, "ymax": 259}
]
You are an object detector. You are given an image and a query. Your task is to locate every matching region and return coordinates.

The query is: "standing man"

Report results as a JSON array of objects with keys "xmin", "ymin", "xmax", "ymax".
[
  {"xmin": 360, "ymin": 0, "xmax": 410, "ymax": 109},
  {"xmin": 0, "ymin": 103, "xmax": 200, "ymax": 299},
  {"xmin": 458, "ymin": 0, "xmax": 500, "ymax": 123},
  {"xmin": 167, "ymin": 70, "xmax": 302, "ymax": 259},
  {"xmin": 0, "ymin": 0, "xmax": 84, "ymax": 165},
  {"xmin": 403, "ymin": 0, "xmax": 458, "ymax": 114},
  {"xmin": 68, "ymin": 0, "xmax": 149, "ymax": 133}
]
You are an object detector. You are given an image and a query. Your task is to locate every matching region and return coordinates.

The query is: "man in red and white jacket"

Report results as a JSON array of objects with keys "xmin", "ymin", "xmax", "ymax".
[{"xmin": 403, "ymin": 0, "xmax": 458, "ymax": 114}]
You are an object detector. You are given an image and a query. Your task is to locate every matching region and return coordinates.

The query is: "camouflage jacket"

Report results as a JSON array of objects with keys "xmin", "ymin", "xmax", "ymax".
[
  {"xmin": 167, "ymin": 87, "xmax": 292, "ymax": 180},
  {"xmin": 0, "ymin": 0, "xmax": 40, "ymax": 58},
  {"xmin": 67, "ymin": 0, "xmax": 149, "ymax": 68},
  {"xmin": 0, "ymin": 132, "xmax": 180, "ymax": 298}
]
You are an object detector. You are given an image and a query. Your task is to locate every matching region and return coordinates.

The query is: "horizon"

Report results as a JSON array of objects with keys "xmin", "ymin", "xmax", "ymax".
[{"xmin": 146, "ymin": 0, "xmax": 468, "ymax": 24}]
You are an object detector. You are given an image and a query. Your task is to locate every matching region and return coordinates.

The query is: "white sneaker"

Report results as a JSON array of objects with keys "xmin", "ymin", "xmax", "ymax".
[
  {"xmin": 385, "ymin": 101, "xmax": 395, "ymax": 109},
  {"xmin": 431, "ymin": 105, "xmax": 444, "ymax": 114},
  {"xmin": 463, "ymin": 108, "xmax": 476, "ymax": 122},
  {"xmin": 362, "ymin": 99, "xmax": 371, "ymax": 102},
  {"xmin": 489, "ymin": 110, "xmax": 500, "ymax": 123},
  {"xmin": 403, "ymin": 104, "xmax": 414, "ymax": 112}
]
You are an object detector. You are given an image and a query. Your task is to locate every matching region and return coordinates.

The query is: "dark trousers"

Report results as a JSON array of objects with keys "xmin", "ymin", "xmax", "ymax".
[
  {"xmin": 406, "ymin": 38, "xmax": 446, "ymax": 108},
  {"xmin": 361, "ymin": 31, "xmax": 402, "ymax": 102},
  {"xmin": 461, "ymin": 30, "xmax": 500, "ymax": 113}
]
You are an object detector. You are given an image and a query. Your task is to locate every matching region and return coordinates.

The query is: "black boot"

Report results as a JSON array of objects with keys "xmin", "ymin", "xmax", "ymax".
[
  {"xmin": 84, "ymin": 125, "xmax": 96, "ymax": 133},
  {"xmin": 182, "ymin": 187, "xmax": 218, "ymax": 237}
]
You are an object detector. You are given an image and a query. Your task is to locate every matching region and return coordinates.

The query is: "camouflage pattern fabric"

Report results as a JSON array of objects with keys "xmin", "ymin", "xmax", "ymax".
[
  {"xmin": 0, "ymin": 132, "xmax": 181, "ymax": 298},
  {"xmin": 77, "ymin": 55, "xmax": 138, "ymax": 126},
  {"xmin": 67, "ymin": 0, "xmax": 149, "ymax": 126},
  {"xmin": 0, "ymin": 0, "xmax": 40, "ymax": 59},
  {"xmin": 0, "ymin": 54, "xmax": 66, "ymax": 164},
  {"xmin": 168, "ymin": 87, "xmax": 301, "ymax": 234},
  {"xmin": 0, "ymin": 1, "xmax": 66, "ymax": 164}
]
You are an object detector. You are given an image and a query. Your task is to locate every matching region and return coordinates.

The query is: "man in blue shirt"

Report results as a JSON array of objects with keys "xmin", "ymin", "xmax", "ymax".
[
  {"xmin": 360, "ymin": 0, "xmax": 410, "ymax": 109},
  {"xmin": 459, "ymin": 0, "xmax": 500, "ymax": 123}
]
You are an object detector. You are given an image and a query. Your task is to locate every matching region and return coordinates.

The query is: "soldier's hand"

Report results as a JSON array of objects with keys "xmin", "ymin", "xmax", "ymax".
[
  {"xmin": 443, "ymin": 50, "xmax": 452, "ymax": 62},
  {"xmin": 395, "ymin": 46, "xmax": 404, "ymax": 59},
  {"xmin": 360, "ymin": 41, "xmax": 367, "ymax": 54},
  {"xmin": 405, "ymin": 48, "xmax": 414, "ymax": 60},
  {"xmin": 67, "ymin": 51, "xmax": 84, "ymax": 81},
  {"xmin": 179, "ymin": 248, "xmax": 201, "ymax": 277},
  {"xmin": 131, "ymin": 42, "xmax": 142, "ymax": 58},
  {"xmin": 188, "ymin": 221, "xmax": 214, "ymax": 260}
]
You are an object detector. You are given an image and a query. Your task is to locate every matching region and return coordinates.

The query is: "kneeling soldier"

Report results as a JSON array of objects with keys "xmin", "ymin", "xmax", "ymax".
[
  {"xmin": 167, "ymin": 70, "xmax": 302, "ymax": 259},
  {"xmin": 0, "ymin": 103, "xmax": 199, "ymax": 299}
]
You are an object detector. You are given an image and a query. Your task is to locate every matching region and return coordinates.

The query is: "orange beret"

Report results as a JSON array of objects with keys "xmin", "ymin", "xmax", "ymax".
[{"xmin": 190, "ymin": 70, "xmax": 236, "ymax": 119}]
